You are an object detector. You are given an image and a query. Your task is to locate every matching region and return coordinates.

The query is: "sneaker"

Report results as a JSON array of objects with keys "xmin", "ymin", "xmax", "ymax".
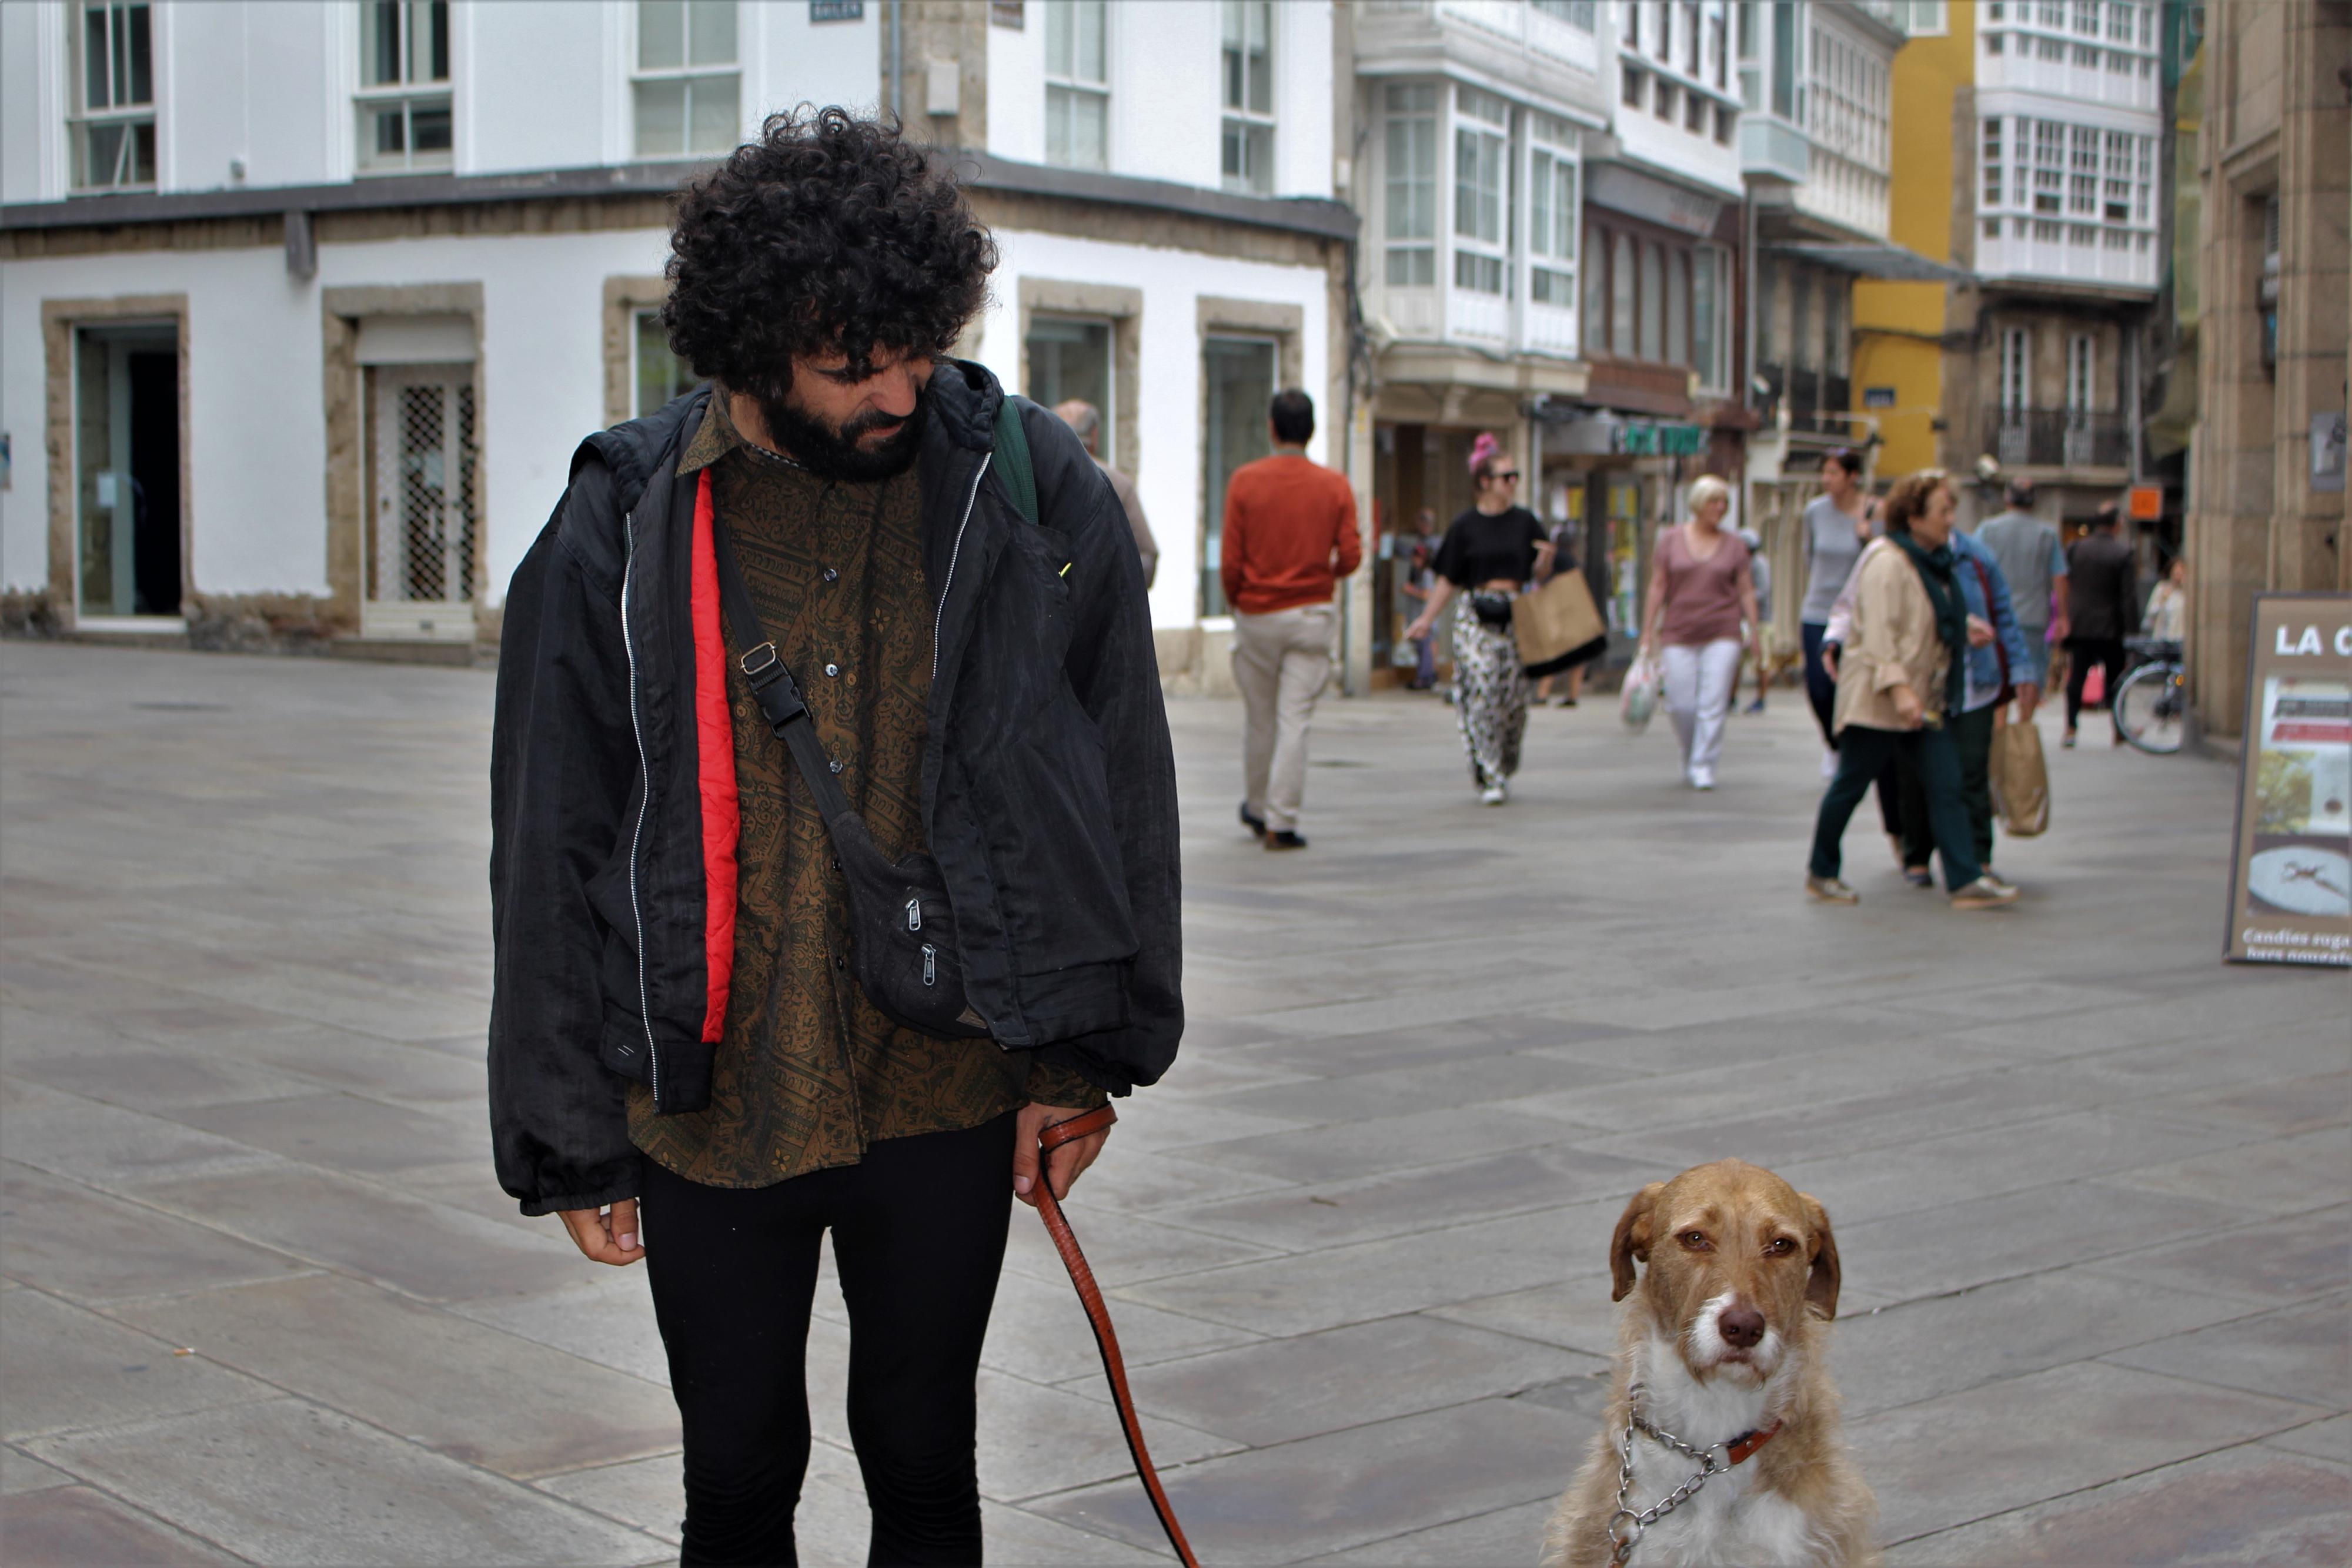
[
  {"xmin": 1902, "ymin": 867, "xmax": 1935, "ymax": 889},
  {"xmin": 1742, "ymin": 699, "xmax": 1766, "ymax": 716},
  {"xmin": 1950, "ymin": 877, "xmax": 2022, "ymax": 909},
  {"xmin": 1690, "ymin": 768, "xmax": 1716, "ymax": 790},
  {"xmin": 1805, "ymin": 875, "xmax": 1859, "ymax": 904},
  {"xmin": 2061, "ymin": 730, "xmax": 2077, "ymax": 749},
  {"xmin": 1264, "ymin": 829, "xmax": 1308, "ymax": 851},
  {"xmin": 1557, "ymin": 696, "xmax": 1579, "ymax": 707},
  {"xmin": 1481, "ymin": 784, "xmax": 1508, "ymax": 806},
  {"xmin": 1238, "ymin": 801, "xmax": 1267, "ymax": 840}
]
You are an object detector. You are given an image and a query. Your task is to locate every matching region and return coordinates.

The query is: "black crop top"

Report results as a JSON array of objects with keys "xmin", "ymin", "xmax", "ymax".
[{"xmin": 1432, "ymin": 506, "xmax": 1546, "ymax": 588}]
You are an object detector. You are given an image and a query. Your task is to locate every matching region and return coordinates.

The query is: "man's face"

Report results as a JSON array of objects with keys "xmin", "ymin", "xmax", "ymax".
[{"xmin": 758, "ymin": 346, "xmax": 937, "ymax": 482}]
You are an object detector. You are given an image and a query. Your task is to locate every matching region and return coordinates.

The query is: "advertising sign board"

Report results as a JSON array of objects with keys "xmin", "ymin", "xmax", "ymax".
[{"xmin": 2225, "ymin": 594, "xmax": 2352, "ymax": 966}]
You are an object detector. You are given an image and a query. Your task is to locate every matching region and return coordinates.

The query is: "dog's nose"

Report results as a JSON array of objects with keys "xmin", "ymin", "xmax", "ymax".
[{"xmin": 1719, "ymin": 1306, "xmax": 1766, "ymax": 1349}]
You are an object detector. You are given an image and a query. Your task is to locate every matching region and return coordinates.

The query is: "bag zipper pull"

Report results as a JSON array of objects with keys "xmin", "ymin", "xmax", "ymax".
[{"xmin": 921, "ymin": 944, "xmax": 937, "ymax": 987}]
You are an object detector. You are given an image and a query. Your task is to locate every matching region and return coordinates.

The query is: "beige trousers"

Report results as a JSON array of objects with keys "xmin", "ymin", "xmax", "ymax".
[{"xmin": 1232, "ymin": 603, "xmax": 1337, "ymax": 834}]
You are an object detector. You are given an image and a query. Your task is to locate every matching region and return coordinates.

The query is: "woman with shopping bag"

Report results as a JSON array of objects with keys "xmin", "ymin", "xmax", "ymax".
[
  {"xmin": 1402, "ymin": 433, "xmax": 1553, "ymax": 805},
  {"xmin": 1803, "ymin": 470, "xmax": 2022, "ymax": 909},
  {"xmin": 1635, "ymin": 475, "xmax": 1762, "ymax": 791}
]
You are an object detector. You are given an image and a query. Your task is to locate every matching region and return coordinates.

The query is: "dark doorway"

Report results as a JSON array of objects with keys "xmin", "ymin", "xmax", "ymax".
[
  {"xmin": 74, "ymin": 325, "xmax": 182, "ymax": 618},
  {"xmin": 128, "ymin": 350, "xmax": 182, "ymax": 616}
]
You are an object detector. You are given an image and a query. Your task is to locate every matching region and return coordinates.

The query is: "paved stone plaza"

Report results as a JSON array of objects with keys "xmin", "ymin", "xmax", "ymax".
[{"xmin": 1, "ymin": 640, "xmax": 2346, "ymax": 1566}]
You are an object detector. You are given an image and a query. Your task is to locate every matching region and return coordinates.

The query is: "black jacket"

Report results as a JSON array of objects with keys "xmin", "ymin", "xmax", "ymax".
[{"xmin": 489, "ymin": 362, "xmax": 1182, "ymax": 1216}]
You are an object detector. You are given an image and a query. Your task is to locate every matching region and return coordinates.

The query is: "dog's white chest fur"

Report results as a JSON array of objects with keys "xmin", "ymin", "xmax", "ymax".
[{"xmin": 1613, "ymin": 1339, "xmax": 1822, "ymax": 1567}]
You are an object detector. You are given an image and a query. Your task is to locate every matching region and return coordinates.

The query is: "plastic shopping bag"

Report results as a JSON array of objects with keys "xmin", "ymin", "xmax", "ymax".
[
  {"xmin": 1619, "ymin": 650, "xmax": 1663, "ymax": 733},
  {"xmin": 1990, "ymin": 718, "xmax": 2051, "ymax": 837}
]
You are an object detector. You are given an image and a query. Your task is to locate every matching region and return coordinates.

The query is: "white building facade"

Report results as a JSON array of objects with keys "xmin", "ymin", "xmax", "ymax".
[{"xmin": 2, "ymin": 0, "xmax": 1349, "ymax": 684}]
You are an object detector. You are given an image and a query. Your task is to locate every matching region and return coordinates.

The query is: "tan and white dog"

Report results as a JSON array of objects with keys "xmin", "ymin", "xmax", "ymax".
[{"xmin": 1542, "ymin": 1160, "xmax": 1878, "ymax": 1567}]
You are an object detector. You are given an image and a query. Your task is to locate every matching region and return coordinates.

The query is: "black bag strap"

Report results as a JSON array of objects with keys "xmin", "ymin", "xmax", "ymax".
[{"xmin": 708, "ymin": 510, "xmax": 854, "ymax": 823}]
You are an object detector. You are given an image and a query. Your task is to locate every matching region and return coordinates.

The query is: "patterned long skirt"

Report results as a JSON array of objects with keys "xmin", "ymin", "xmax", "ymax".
[{"xmin": 1452, "ymin": 610, "xmax": 1528, "ymax": 790}]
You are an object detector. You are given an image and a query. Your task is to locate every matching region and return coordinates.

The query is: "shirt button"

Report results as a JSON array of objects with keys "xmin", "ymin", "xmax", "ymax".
[
  {"xmin": 833, "ymin": 954, "xmax": 846, "ymax": 971},
  {"xmin": 821, "ymin": 567, "xmax": 839, "ymax": 583},
  {"xmin": 824, "ymin": 663, "xmax": 840, "ymax": 678},
  {"xmin": 828, "ymin": 758, "xmax": 844, "ymax": 774}
]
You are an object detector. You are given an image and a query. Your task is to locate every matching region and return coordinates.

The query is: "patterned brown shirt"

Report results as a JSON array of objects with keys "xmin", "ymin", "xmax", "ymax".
[{"xmin": 629, "ymin": 397, "xmax": 1104, "ymax": 1187}]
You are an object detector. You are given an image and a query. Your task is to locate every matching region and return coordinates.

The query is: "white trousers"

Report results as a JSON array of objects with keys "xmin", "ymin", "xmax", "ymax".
[
  {"xmin": 1663, "ymin": 637, "xmax": 1743, "ymax": 779},
  {"xmin": 1232, "ymin": 603, "xmax": 1336, "ymax": 833}
]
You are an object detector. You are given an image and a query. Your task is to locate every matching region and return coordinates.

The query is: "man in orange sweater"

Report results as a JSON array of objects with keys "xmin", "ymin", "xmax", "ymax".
[{"xmin": 1220, "ymin": 389, "xmax": 1361, "ymax": 850}]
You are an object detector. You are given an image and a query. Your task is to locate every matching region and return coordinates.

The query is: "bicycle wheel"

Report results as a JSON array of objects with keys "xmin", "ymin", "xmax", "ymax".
[{"xmin": 2115, "ymin": 663, "xmax": 2186, "ymax": 754}]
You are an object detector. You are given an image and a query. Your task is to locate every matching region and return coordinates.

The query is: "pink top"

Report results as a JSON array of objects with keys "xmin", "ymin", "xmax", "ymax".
[{"xmin": 1657, "ymin": 526, "xmax": 1753, "ymax": 647}]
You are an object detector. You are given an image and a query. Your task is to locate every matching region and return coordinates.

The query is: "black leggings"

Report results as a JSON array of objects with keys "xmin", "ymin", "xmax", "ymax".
[
  {"xmin": 643, "ymin": 1114, "xmax": 1015, "ymax": 1567},
  {"xmin": 2065, "ymin": 636, "xmax": 2127, "ymax": 730}
]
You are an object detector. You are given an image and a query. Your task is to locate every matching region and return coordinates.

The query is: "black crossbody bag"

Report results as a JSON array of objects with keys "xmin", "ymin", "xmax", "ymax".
[{"xmin": 704, "ymin": 399, "xmax": 1038, "ymax": 1042}]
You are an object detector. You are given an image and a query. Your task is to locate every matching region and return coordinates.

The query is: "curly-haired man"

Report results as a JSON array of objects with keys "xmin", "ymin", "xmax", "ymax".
[{"xmin": 489, "ymin": 109, "xmax": 1181, "ymax": 1564}]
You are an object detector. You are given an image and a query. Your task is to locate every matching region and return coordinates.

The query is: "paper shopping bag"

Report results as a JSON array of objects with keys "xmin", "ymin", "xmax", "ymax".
[{"xmin": 1990, "ymin": 718, "xmax": 2052, "ymax": 837}]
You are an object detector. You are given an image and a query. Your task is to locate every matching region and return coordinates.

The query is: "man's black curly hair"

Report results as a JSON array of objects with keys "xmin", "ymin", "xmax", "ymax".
[{"xmin": 662, "ymin": 108, "xmax": 997, "ymax": 398}]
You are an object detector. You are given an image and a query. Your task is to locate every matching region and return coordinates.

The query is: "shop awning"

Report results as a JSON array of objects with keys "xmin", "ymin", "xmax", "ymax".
[{"xmin": 1767, "ymin": 242, "xmax": 1971, "ymax": 286}]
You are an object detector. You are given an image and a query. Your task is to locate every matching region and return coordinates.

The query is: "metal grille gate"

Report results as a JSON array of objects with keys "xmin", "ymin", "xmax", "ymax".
[{"xmin": 369, "ymin": 363, "xmax": 478, "ymax": 628}]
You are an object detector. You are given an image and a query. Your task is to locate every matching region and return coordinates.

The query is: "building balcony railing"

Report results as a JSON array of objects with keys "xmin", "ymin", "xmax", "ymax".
[
  {"xmin": 1984, "ymin": 410, "xmax": 2130, "ymax": 470},
  {"xmin": 1363, "ymin": 0, "xmax": 1602, "ymax": 73},
  {"xmin": 1976, "ymin": 47, "xmax": 2160, "ymax": 112},
  {"xmin": 1371, "ymin": 279, "xmax": 1582, "ymax": 364},
  {"xmin": 1741, "ymin": 114, "xmax": 1810, "ymax": 185},
  {"xmin": 1976, "ymin": 224, "xmax": 2159, "ymax": 293}
]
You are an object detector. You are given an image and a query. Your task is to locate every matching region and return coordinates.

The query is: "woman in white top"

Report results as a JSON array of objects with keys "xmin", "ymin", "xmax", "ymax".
[
  {"xmin": 2144, "ymin": 556, "xmax": 2188, "ymax": 643},
  {"xmin": 1798, "ymin": 450, "xmax": 1877, "ymax": 765}
]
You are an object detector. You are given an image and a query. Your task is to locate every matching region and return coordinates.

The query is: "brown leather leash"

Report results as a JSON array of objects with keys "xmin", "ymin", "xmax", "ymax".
[{"xmin": 1034, "ymin": 1105, "xmax": 1202, "ymax": 1568}]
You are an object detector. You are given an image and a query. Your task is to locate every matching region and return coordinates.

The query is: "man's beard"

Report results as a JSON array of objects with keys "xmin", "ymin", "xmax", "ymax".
[{"xmin": 757, "ymin": 385, "xmax": 928, "ymax": 482}]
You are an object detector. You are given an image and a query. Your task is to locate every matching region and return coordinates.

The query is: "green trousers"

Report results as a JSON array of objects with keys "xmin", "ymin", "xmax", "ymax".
[{"xmin": 1898, "ymin": 703, "xmax": 1997, "ymax": 871}]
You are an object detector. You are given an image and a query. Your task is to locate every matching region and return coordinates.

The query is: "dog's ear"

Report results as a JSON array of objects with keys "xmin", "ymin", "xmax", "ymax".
[
  {"xmin": 1609, "ymin": 1183, "xmax": 1666, "ymax": 1302},
  {"xmin": 1800, "ymin": 1192, "xmax": 1840, "ymax": 1319}
]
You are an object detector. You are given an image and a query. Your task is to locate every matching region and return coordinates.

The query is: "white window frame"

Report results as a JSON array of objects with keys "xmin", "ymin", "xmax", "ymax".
[
  {"xmin": 632, "ymin": 1, "xmax": 742, "ymax": 160},
  {"xmin": 2065, "ymin": 332, "xmax": 2096, "ymax": 416},
  {"xmin": 1043, "ymin": 0, "xmax": 1109, "ymax": 172},
  {"xmin": 1528, "ymin": 116, "xmax": 1581, "ymax": 316},
  {"xmin": 69, "ymin": 1, "xmax": 156, "ymax": 193},
  {"xmin": 1692, "ymin": 243, "xmax": 1729, "ymax": 391},
  {"xmin": 1382, "ymin": 82, "xmax": 1439, "ymax": 289},
  {"xmin": 1451, "ymin": 85, "xmax": 1509, "ymax": 298},
  {"xmin": 1220, "ymin": 0, "xmax": 1275, "ymax": 195},
  {"xmin": 356, "ymin": 1, "xmax": 454, "ymax": 176},
  {"xmin": 2000, "ymin": 326, "xmax": 2032, "ymax": 414}
]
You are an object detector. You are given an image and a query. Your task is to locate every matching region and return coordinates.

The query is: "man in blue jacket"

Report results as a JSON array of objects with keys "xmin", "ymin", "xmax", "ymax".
[{"xmin": 488, "ymin": 109, "xmax": 1180, "ymax": 1565}]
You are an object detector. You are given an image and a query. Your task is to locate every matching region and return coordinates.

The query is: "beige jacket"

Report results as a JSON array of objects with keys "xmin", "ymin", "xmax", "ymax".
[
  {"xmin": 1097, "ymin": 459, "xmax": 1158, "ymax": 588},
  {"xmin": 1831, "ymin": 537, "xmax": 1950, "ymax": 734}
]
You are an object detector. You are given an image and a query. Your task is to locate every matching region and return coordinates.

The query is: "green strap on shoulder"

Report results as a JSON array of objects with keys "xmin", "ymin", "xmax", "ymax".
[{"xmin": 991, "ymin": 394, "xmax": 1039, "ymax": 527}]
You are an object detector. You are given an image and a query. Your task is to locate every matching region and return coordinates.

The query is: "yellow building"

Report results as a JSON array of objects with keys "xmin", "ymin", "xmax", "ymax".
[{"xmin": 1852, "ymin": 2, "xmax": 1974, "ymax": 477}]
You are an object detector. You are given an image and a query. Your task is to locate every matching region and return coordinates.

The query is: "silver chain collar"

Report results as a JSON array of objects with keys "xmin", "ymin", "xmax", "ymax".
[{"xmin": 1605, "ymin": 1393, "xmax": 1741, "ymax": 1566}]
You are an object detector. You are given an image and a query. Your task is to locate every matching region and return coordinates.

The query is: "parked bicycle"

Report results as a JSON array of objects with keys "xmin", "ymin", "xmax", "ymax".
[{"xmin": 2114, "ymin": 637, "xmax": 2187, "ymax": 754}]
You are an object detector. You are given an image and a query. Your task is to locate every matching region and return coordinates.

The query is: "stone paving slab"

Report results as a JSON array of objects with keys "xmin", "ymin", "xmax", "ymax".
[
  {"xmin": 3, "ymin": 644, "xmax": 2347, "ymax": 1565},
  {"xmin": 24, "ymin": 1400, "xmax": 670, "ymax": 1566},
  {"xmin": 1112, "ymin": 1315, "xmax": 1601, "ymax": 1446},
  {"xmin": 0, "ymin": 1485, "xmax": 247, "ymax": 1566},
  {"xmin": 1883, "ymin": 1444, "xmax": 2352, "ymax": 1566},
  {"xmin": 1848, "ymin": 1359, "xmax": 2330, "ymax": 1543},
  {"xmin": 132, "ymin": 1161, "xmax": 586, "ymax": 1305},
  {"xmin": 1030, "ymin": 1396, "xmax": 1584, "ymax": 1566},
  {"xmin": 2101, "ymin": 1293, "xmax": 2352, "ymax": 1406},
  {"xmin": 108, "ymin": 1273, "xmax": 683, "ymax": 1480},
  {"xmin": 2096, "ymin": 1126, "xmax": 2352, "ymax": 1216},
  {"xmin": 2087, "ymin": 1203, "xmax": 2352, "ymax": 1305},
  {"xmin": 0, "ymin": 1160, "xmax": 315, "ymax": 1306},
  {"xmin": 1, "ymin": 1288, "xmax": 279, "ymax": 1443}
]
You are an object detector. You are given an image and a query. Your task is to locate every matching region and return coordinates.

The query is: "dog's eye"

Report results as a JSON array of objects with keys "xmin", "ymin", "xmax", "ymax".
[
  {"xmin": 1679, "ymin": 1231, "xmax": 1710, "ymax": 1251},
  {"xmin": 1768, "ymin": 1238, "xmax": 1796, "ymax": 1255}
]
